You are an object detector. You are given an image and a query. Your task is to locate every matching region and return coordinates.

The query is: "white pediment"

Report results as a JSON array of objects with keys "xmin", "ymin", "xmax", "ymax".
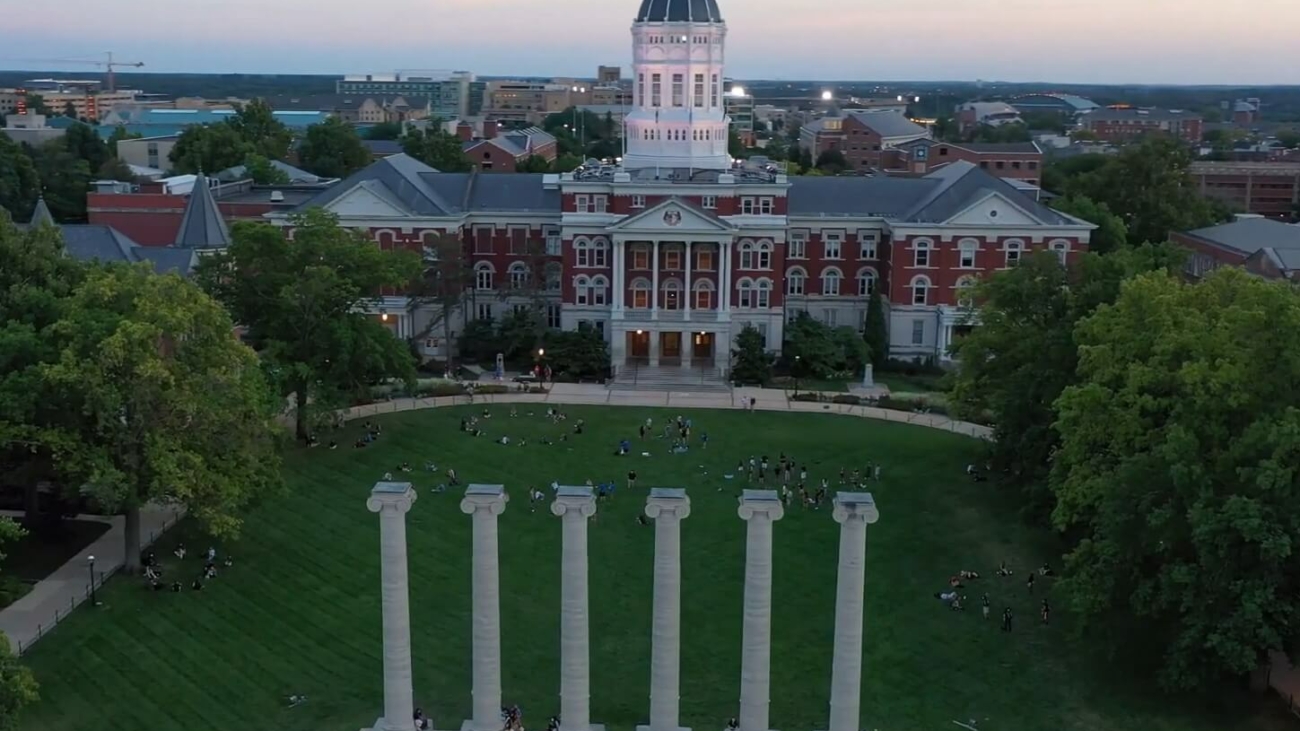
[
  {"xmin": 945, "ymin": 191, "xmax": 1042, "ymax": 226},
  {"xmin": 608, "ymin": 199, "xmax": 734, "ymax": 234},
  {"xmin": 324, "ymin": 182, "xmax": 411, "ymax": 218}
]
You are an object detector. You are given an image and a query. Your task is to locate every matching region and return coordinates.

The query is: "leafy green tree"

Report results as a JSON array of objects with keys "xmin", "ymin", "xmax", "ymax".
[
  {"xmin": 298, "ymin": 117, "xmax": 372, "ymax": 179},
  {"xmin": 170, "ymin": 123, "xmax": 251, "ymax": 175},
  {"xmin": 815, "ymin": 149, "xmax": 848, "ymax": 174},
  {"xmin": 458, "ymin": 318, "xmax": 500, "ymax": 366},
  {"xmin": 366, "ymin": 121, "xmax": 405, "ymax": 141},
  {"xmin": 862, "ymin": 291, "xmax": 888, "ymax": 368},
  {"xmin": 400, "ymin": 127, "xmax": 471, "ymax": 172},
  {"xmin": 781, "ymin": 312, "xmax": 867, "ymax": 379},
  {"xmin": 542, "ymin": 328, "xmax": 610, "ymax": 381},
  {"xmin": 1051, "ymin": 195, "xmax": 1128, "ymax": 255},
  {"xmin": 43, "ymin": 264, "xmax": 281, "ymax": 572},
  {"xmin": 763, "ymin": 135, "xmax": 788, "ymax": 161},
  {"xmin": 228, "ymin": 99, "xmax": 293, "ymax": 160},
  {"xmin": 62, "ymin": 122, "xmax": 109, "ymax": 173},
  {"xmin": 26, "ymin": 140, "xmax": 92, "ymax": 222},
  {"xmin": 106, "ymin": 125, "xmax": 143, "ymax": 156},
  {"xmin": 97, "ymin": 157, "xmax": 136, "ymax": 182},
  {"xmin": 1277, "ymin": 130, "xmax": 1300, "ymax": 150},
  {"xmin": 1066, "ymin": 137, "xmax": 1224, "ymax": 244},
  {"xmin": 62, "ymin": 101, "xmax": 77, "ymax": 119},
  {"xmin": 0, "ymin": 135, "xmax": 40, "ymax": 221},
  {"xmin": 971, "ymin": 123, "xmax": 1031, "ymax": 144},
  {"xmin": 797, "ymin": 146, "xmax": 813, "ymax": 174},
  {"xmin": 24, "ymin": 94, "xmax": 49, "ymax": 116},
  {"xmin": 240, "ymin": 153, "xmax": 290, "ymax": 185},
  {"xmin": 731, "ymin": 325, "xmax": 772, "ymax": 385},
  {"xmin": 496, "ymin": 307, "xmax": 543, "ymax": 364},
  {"xmin": 1041, "ymin": 153, "xmax": 1109, "ymax": 195},
  {"xmin": 1051, "ymin": 268, "xmax": 1300, "ymax": 690},
  {"xmin": 932, "ymin": 116, "xmax": 961, "ymax": 142},
  {"xmin": 518, "ymin": 155, "xmax": 553, "ymax": 173},
  {"xmin": 728, "ymin": 129, "xmax": 749, "ymax": 160},
  {"xmin": 407, "ymin": 232, "xmax": 472, "ymax": 367},
  {"xmin": 195, "ymin": 209, "xmax": 421, "ymax": 440},
  {"xmin": 0, "ymin": 625, "xmax": 39, "ymax": 731},
  {"xmin": 553, "ymin": 153, "xmax": 583, "ymax": 173}
]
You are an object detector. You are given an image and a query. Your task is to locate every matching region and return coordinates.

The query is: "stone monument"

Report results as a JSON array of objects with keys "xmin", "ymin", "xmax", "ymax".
[
  {"xmin": 461, "ymin": 485, "xmax": 509, "ymax": 731},
  {"xmin": 826, "ymin": 492, "xmax": 879, "ymax": 731},
  {"xmin": 552, "ymin": 487, "xmax": 605, "ymax": 731},
  {"xmin": 737, "ymin": 490, "xmax": 784, "ymax": 731},
  {"xmin": 363, "ymin": 481, "xmax": 418, "ymax": 731},
  {"xmin": 639, "ymin": 488, "xmax": 692, "ymax": 731}
]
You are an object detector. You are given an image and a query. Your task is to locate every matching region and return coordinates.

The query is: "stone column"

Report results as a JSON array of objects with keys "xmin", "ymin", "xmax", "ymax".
[
  {"xmin": 721, "ymin": 242, "xmax": 732, "ymax": 314},
  {"xmin": 639, "ymin": 489, "xmax": 692, "ymax": 731},
  {"xmin": 827, "ymin": 493, "xmax": 880, "ymax": 731},
  {"xmin": 365, "ymin": 482, "xmax": 418, "ymax": 731},
  {"xmin": 684, "ymin": 242, "xmax": 693, "ymax": 321},
  {"xmin": 682, "ymin": 331, "xmax": 693, "ymax": 368},
  {"xmin": 737, "ymin": 491, "xmax": 784, "ymax": 731},
  {"xmin": 460, "ymin": 485, "xmax": 509, "ymax": 731},
  {"xmin": 649, "ymin": 331, "xmax": 660, "ymax": 367},
  {"xmin": 613, "ymin": 239, "xmax": 626, "ymax": 318},
  {"xmin": 652, "ymin": 240, "xmax": 660, "ymax": 320},
  {"xmin": 552, "ymin": 487, "xmax": 599, "ymax": 731}
]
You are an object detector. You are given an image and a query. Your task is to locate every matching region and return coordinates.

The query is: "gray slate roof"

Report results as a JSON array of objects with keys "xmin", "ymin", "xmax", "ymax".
[
  {"xmin": 787, "ymin": 176, "xmax": 935, "ymax": 218},
  {"xmin": 947, "ymin": 141, "xmax": 1041, "ymax": 154},
  {"xmin": 58, "ymin": 224, "xmax": 198, "ymax": 276},
  {"xmin": 1087, "ymin": 108, "xmax": 1199, "ymax": 122},
  {"xmin": 362, "ymin": 139, "xmax": 404, "ymax": 156},
  {"xmin": 902, "ymin": 161, "xmax": 1075, "ymax": 225},
  {"xmin": 636, "ymin": 0, "xmax": 722, "ymax": 22},
  {"xmin": 175, "ymin": 174, "xmax": 232, "ymax": 249},
  {"xmin": 216, "ymin": 159, "xmax": 325, "ymax": 184},
  {"xmin": 29, "ymin": 197, "xmax": 54, "ymax": 227},
  {"xmin": 1186, "ymin": 218, "xmax": 1300, "ymax": 255}
]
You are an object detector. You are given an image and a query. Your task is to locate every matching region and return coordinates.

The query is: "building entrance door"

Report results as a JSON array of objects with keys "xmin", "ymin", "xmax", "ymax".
[
  {"xmin": 660, "ymin": 331, "xmax": 682, "ymax": 364},
  {"xmin": 627, "ymin": 330, "xmax": 650, "ymax": 363},
  {"xmin": 692, "ymin": 332, "xmax": 715, "ymax": 365}
]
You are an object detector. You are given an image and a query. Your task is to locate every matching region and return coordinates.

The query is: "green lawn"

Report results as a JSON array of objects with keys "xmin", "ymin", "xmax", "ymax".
[{"xmin": 14, "ymin": 407, "xmax": 1292, "ymax": 731}]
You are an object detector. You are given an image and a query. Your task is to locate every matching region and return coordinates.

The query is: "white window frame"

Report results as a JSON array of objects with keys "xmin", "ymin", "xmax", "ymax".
[
  {"xmin": 741, "ymin": 197, "xmax": 756, "ymax": 215},
  {"xmin": 475, "ymin": 262, "xmax": 495, "ymax": 291},
  {"xmin": 911, "ymin": 318, "xmax": 925, "ymax": 345},
  {"xmin": 477, "ymin": 302, "xmax": 494, "ymax": 321},
  {"xmin": 631, "ymin": 194, "xmax": 646, "ymax": 209},
  {"xmin": 574, "ymin": 237, "xmax": 591, "ymax": 268},
  {"xmin": 788, "ymin": 231, "xmax": 808, "ymax": 260},
  {"xmin": 824, "ymin": 231, "xmax": 844, "ymax": 260},
  {"xmin": 756, "ymin": 279, "xmax": 772, "ymax": 309},
  {"xmin": 592, "ymin": 238, "xmax": 608, "ymax": 268},
  {"xmin": 1050, "ymin": 239, "xmax": 1070, "ymax": 265},
  {"xmin": 508, "ymin": 261, "xmax": 530, "ymax": 290},
  {"xmin": 858, "ymin": 231, "xmax": 877, "ymax": 260},
  {"xmin": 701, "ymin": 195, "xmax": 717, "ymax": 209},
  {"xmin": 914, "ymin": 239, "xmax": 932, "ymax": 268},
  {"xmin": 822, "ymin": 267, "xmax": 842, "ymax": 296},
  {"xmin": 856, "ymin": 268, "xmax": 877, "ymax": 297},
  {"xmin": 910, "ymin": 275, "xmax": 931, "ymax": 306},
  {"xmin": 739, "ymin": 241, "xmax": 755, "ymax": 270},
  {"xmin": 574, "ymin": 275, "xmax": 591, "ymax": 306},
  {"xmin": 544, "ymin": 226, "xmax": 561, "ymax": 256},
  {"xmin": 959, "ymin": 239, "xmax": 978, "ymax": 269},
  {"xmin": 759, "ymin": 197, "xmax": 774, "ymax": 215},
  {"xmin": 756, "ymin": 241, "xmax": 772, "ymax": 270},
  {"xmin": 591, "ymin": 275, "xmax": 609, "ymax": 306},
  {"xmin": 1004, "ymin": 239, "xmax": 1025, "ymax": 267},
  {"xmin": 956, "ymin": 276, "xmax": 977, "ymax": 307},
  {"xmin": 737, "ymin": 277, "xmax": 755, "ymax": 308},
  {"xmin": 787, "ymin": 267, "xmax": 807, "ymax": 296},
  {"xmin": 593, "ymin": 195, "xmax": 608, "ymax": 213}
]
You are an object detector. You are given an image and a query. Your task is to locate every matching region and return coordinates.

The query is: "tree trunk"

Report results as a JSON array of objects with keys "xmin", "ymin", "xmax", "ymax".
[
  {"xmin": 295, "ymin": 386, "xmax": 309, "ymax": 442},
  {"xmin": 123, "ymin": 502, "xmax": 141, "ymax": 573},
  {"xmin": 22, "ymin": 482, "xmax": 39, "ymax": 526}
]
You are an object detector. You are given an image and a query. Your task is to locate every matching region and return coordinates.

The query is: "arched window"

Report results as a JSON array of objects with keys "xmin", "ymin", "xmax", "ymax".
[
  {"xmin": 661, "ymin": 278, "xmax": 683, "ymax": 310},
  {"xmin": 574, "ymin": 275, "xmax": 592, "ymax": 306},
  {"xmin": 958, "ymin": 238, "xmax": 979, "ymax": 269},
  {"xmin": 574, "ymin": 237, "xmax": 591, "ymax": 268},
  {"xmin": 475, "ymin": 262, "xmax": 495, "ymax": 291},
  {"xmin": 1004, "ymin": 239, "xmax": 1025, "ymax": 267},
  {"xmin": 913, "ymin": 238, "xmax": 933, "ymax": 268},
  {"xmin": 755, "ymin": 278, "xmax": 773, "ymax": 308},
  {"xmin": 822, "ymin": 267, "xmax": 843, "ymax": 296},
  {"xmin": 630, "ymin": 277, "xmax": 652, "ymax": 309},
  {"xmin": 956, "ymin": 275, "xmax": 978, "ymax": 308},
  {"xmin": 591, "ymin": 275, "xmax": 609, "ymax": 306},
  {"xmin": 693, "ymin": 278, "xmax": 715, "ymax": 310},
  {"xmin": 591, "ymin": 237, "xmax": 609, "ymax": 268},
  {"xmin": 545, "ymin": 262, "xmax": 562, "ymax": 293},
  {"xmin": 910, "ymin": 275, "xmax": 931, "ymax": 306},
  {"xmin": 856, "ymin": 268, "xmax": 878, "ymax": 297},
  {"xmin": 756, "ymin": 240, "xmax": 773, "ymax": 270},
  {"xmin": 739, "ymin": 240, "xmax": 756, "ymax": 270},
  {"xmin": 787, "ymin": 267, "xmax": 807, "ymax": 296},
  {"xmin": 1050, "ymin": 239, "xmax": 1070, "ymax": 266},
  {"xmin": 737, "ymin": 277, "xmax": 756, "ymax": 308},
  {"xmin": 508, "ymin": 261, "xmax": 530, "ymax": 289},
  {"xmin": 631, "ymin": 243, "xmax": 650, "ymax": 270}
]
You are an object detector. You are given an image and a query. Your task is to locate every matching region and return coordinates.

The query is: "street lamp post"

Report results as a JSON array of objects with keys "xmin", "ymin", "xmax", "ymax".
[
  {"xmin": 794, "ymin": 355, "xmax": 802, "ymax": 396},
  {"xmin": 87, "ymin": 555, "xmax": 97, "ymax": 607}
]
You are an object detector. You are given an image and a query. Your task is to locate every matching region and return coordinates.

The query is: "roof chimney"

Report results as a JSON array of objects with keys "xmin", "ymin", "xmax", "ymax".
[{"xmin": 457, "ymin": 122, "xmax": 474, "ymax": 142}]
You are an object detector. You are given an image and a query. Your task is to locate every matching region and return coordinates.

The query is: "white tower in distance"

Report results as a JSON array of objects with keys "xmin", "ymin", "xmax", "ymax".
[{"xmin": 623, "ymin": 0, "xmax": 732, "ymax": 172}]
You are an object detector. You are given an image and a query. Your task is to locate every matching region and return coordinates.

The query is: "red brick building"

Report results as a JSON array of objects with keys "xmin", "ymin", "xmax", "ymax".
[
  {"xmin": 889, "ymin": 140, "xmax": 1044, "ymax": 186},
  {"xmin": 1172, "ymin": 217, "xmax": 1300, "ymax": 281},
  {"xmin": 1189, "ymin": 161, "xmax": 1300, "ymax": 220},
  {"xmin": 458, "ymin": 124, "xmax": 558, "ymax": 173},
  {"xmin": 799, "ymin": 109, "xmax": 930, "ymax": 170},
  {"xmin": 1081, "ymin": 108, "xmax": 1204, "ymax": 144}
]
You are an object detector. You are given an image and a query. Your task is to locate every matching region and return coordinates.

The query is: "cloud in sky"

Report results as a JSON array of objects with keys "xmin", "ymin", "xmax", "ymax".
[{"xmin": 2, "ymin": 0, "xmax": 1297, "ymax": 84}]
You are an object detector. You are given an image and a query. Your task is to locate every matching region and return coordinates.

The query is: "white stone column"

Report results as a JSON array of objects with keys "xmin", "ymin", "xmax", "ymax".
[
  {"xmin": 652, "ymin": 240, "xmax": 660, "ymax": 320},
  {"xmin": 613, "ymin": 239, "xmax": 626, "ymax": 319},
  {"xmin": 364, "ymin": 482, "xmax": 418, "ymax": 731},
  {"xmin": 649, "ymin": 331, "xmax": 660, "ymax": 367},
  {"xmin": 737, "ymin": 491, "xmax": 784, "ymax": 731},
  {"xmin": 721, "ymin": 242, "xmax": 732, "ymax": 314},
  {"xmin": 682, "ymin": 331, "xmax": 693, "ymax": 368},
  {"xmin": 827, "ymin": 493, "xmax": 880, "ymax": 731},
  {"xmin": 684, "ymin": 242, "xmax": 693, "ymax": 321},
  {"xmin": 460, "ymin": 485, "xmax": 509, "ymax": 731},
  {"xmin": 552, "ymin": 487, "xmax": 600, "ymax": 731},
  {"xmin": 639, "ymin": 489, "xmax": 692, "ymax": 731}
]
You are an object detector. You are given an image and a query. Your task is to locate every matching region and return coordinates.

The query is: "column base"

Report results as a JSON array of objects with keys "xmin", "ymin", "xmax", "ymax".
[
  {"xmin": 561, "ymin": 724, "xmax": 608, "ymax": 731},
  {"xmin": 362, "ymin": 718, "xmax": 412, "ymax": 731},
  {"xmin": 637, "ymin": 725, "xmax": 691, "ymax": 731}
]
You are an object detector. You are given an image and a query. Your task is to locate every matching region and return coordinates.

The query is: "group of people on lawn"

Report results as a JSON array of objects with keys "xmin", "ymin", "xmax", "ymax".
[{"xmin": 936, "ymin": 560, "xmax": 1055, "ymax": 631}]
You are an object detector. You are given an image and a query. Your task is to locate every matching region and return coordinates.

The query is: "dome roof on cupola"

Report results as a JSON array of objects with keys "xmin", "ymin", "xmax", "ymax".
[{"xmin": 635, "ymin": 0, "xmax": 723, "ymax": 23}]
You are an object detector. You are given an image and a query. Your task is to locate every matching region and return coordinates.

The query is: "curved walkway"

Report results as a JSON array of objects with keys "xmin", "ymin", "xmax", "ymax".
[{"xmin": 341, "ymin": 383, "xmax": 993, "ymax": 440}]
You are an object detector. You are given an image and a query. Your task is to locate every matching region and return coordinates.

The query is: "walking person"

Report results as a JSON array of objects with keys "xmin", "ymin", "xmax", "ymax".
[
  {"xmin": 981, "ymin": 593, "xmax": 990, "ymax": 620},
  {"xmin": 627, "ymin": 469, "xmax": 638, "ymax": 491},
  {"xmin": 1040, "ymin": 599, "xmax": 1051, "ymax": 626},
  {"xmin": 1027, "ymin": 573, "xmax": 1035, "ymax": 594},
  {"xmin": 1001, "ymin": 607, "xmax": 1013, "ymax": 632}
]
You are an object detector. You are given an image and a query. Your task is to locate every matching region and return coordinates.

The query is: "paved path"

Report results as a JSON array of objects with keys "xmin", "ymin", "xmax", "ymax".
[
  {"xmin": 343, "ymin": 383, "xmax": 993, "ymax": 440},
  {"xmin": 0, "ymin": 505, "xmax": 181, "ymax": 655}
]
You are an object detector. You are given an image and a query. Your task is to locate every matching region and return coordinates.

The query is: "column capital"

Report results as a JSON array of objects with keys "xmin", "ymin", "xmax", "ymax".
[
  {"xmin": 832, "ymin": 492, "xmax": 879, "ymax": 525},
  {"xmin": 645, "ymin": 487, "xmax": 691, "ymax": 520},
  {"xmin": 461, "ymin": 484, "xmax": 509, "ymax": 516},
  {"xmin": 367, "ymin": 481, "xmax": 417, "ymax": 514},
  {"xmin": 552, "ymin": 486, "xmax": 597, "ymax": 518},
  {"xmin": 738, "ymin": 489, "xmax": 784, "ymax": 522}
]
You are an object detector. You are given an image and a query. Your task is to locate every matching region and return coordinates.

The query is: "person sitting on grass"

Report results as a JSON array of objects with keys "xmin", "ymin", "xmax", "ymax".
[
  {"xmin": 997, "ymin": 561, "xmax": 1013, "ymax": 577},
  {"xmin": 144, "ymin": 565, "xmax": 161, "ymax": 581},
  {"xmin": 328, "ymin": 440, "xmax": 338, "ymax": 450},
  {"xmin": 203, "ymin": 563, "xmax": 217, "ymax": 580},
  {"xmin": 174, "ymin": 543, "xmax": 187, "ymax": 560},
  {"xmin": 354, "ymin": 438, "xmax": 367, "ymax": 449},
  {"xmin": 447, "ymin": 468, "xmax": 460, "ymax": 486},
  {"xmin": 1039, "ymin": 563, "xmax": 1055, "ymax": 577},
  {"xmin": 636, "ymin": 514, "xmax": 649, "ymax": 526},
  {"xmin": 191, "ymin": 579, "xmax": 204, "ymax": 591},
  {"xmin": 400, "ymin": 461, "xmax": 412, "ymax": 473},
  {"xmin": 414, "ymin": 708, "xmax": 431, "ymax": 730}
]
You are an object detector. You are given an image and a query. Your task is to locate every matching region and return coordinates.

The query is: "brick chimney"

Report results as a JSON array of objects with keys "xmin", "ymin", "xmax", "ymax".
[
  {"xmin": 482, "ymin": 119, "xmax": 499, "ymax": 140},
  {"xmin": 456, "ymin": 121, "xmax": 474, "ymax": 142}
]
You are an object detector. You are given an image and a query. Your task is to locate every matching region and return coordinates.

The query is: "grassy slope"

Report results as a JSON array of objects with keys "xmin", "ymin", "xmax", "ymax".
[{"xmin": 15, "ymin": 406, "xmax": 1292, "ymax": 731}]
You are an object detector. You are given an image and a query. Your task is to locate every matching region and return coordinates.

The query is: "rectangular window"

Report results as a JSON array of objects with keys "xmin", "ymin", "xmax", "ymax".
[
  {"xmin": 915, "ymin": 245, "xmax": 930, "ymax": 268},
  {"xmin": 695, "ymin": 248, "xmax": 714, "ymax": 271},
  {"xmin": 672, "ymin": 74, "xmax": 684, "ymax": 107},
  {"xmin": 593, "ymin": 195, "xmax": 607, "ymax": 213},
  {"xmin": 544, "ymin": 226, "xmax": 561, "ymax": 256},
  {"xmin": 474, "ymin": 226, "xmax": 494, "ymax": 254},
  {"xmin": 694, "ymin": 74, "xmax": 705, "ymax": 108},
  {"xmin": 759, "ymin": 197, "xmax": 774, "ymax": 215},
  {"xmin": 575, "ymin": 194, "xmax": 590, "ymax": 214},
  {"xmin": 664, "ymin": 249, "xmax": 682, "ymax": 270},
  {"xmin": 701, "ymin": 195, "xmax": 717, "ymax": 209},
  {"xmin": 633, "ymin": 288, "xmax": 649, "ymax": 309},
  {"xmin": 911, "ymin": 319, "xmax": 925, "ymax": 345},
  {"xmin": 477, "ymin": 303, "xmax": 494, "ymax": 321},
  {"xmin": 694, "ymin": 289, "xmax": 712, "ymax": 310},
  {"xmin": 823, "ymin": 309, "xmax": 837, "ymax": 326},
  {"xmin": 712, "ymin": 74, "xmax": 720, "ymax": 108},
  {"xmin": 788, "ymin": 232, "xmax": 807, "ymax": 259},
  {"xmin": 1006, "ymin": 247, "xmax": 1022, "ymax": 266},
  {"xmin": 546, "ymin": 304, "xmax": 562, "ymax": 329},
  {"xmin": 824, "ymin": 232, "xmax": 843, "ymax": 260},
  {"xmin": 741, "ymin": 197, "xmax": 756, "ymax": 214},
  {"xmin": 651, "ymin": 74, "xmax": 662, "ymax": 107},
  {"xmin": 509, "ymin": 226, "xmax": 528, "ymax": 255},
  {"xmin": 512, "ymin": 304, "xmax": 529, "ymax": 317},
  {"xmin": 960, "ymin": 248, "xmax": 976, "ymax": 269},
  {"xmin": 632, "ymin": 247, "xmax": 650, "ymax": 269},
  {"xmin": 631, "ymin": 194, "xmax": 646, "ymax": 209},
  {"xmin": 638, "ymin": 73, "xmax": 645, "ymax": 106},
  {"xmin": 858, "ymin": 232, "xmax": 877, "ymax": 259}
]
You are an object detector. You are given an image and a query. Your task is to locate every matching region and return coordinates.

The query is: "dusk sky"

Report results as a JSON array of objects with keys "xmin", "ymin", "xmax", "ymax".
[{"xmin": 3, "ymin": 0, "xmax": 1298, "ymax": 84}]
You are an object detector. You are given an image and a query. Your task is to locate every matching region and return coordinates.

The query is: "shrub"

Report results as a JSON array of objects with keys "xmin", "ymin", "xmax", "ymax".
[{"xmin": 832, "ymin": 394, "xmax": 862, "ymax": 405}]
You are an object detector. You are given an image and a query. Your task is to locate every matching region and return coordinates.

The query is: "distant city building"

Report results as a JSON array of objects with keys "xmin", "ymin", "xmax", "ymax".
[
  {"xmin": 1172, "ymin": 216, "xmax": 1300, "ymax": 281},
  {"xmin": 97, "ymin": 107, "xmax": 331, "ymax": 139},
  {"xmin": 800, "ymin": 109, "xmax": 931, "ymax": 170},
  {"xmin": 116, "ymin": 135, "xmax": 180, "ymax": 171},
  {"xmin": 1189, "ymin": 161, "xmax": 1300, "ymax": 220},
  {"xmin": 1009, "ymin": 94, "xmax": 1099, "ymax": 117},
  {"xmin": 265, "ymin": 93, "xmax": 430, "ymax": 124},
  {"xmin": 484, "ymin": 81, "xmax": 594, "ymax": 125},
  {"xmin": 456, "ymin": 122, "xmax": 558, "ymax": 172},
  {"xmin": 1231, "ymin": 99, "xmax": 1260, "ymax": 128},
  {"xmin": 724, "ymin": 79, "xmax": 755, "ymax": 145},
  {"xmin": 0, "ymin": 79, "xmax": 138, "ymax": 121},
  {"xmin": 1082, "ymin": 108, "xmax": 1203, "ymax": 144},
  {"xmin": 337, "ymin": 71, "xmax": 482, "ymax": 119},
  {"xmin": 0, "ymin": 113, "xmax": 68, "ymax": 146},
  {"xmin": 598, "ymin": 66, "xmax": 623, "ymax": 84},
  {"xmin": 956, "ymin": 102, "xmax": 1023, "ymax": 133},
  {"xmin": 891, "ymin": 140, "xmax": 1044, "ymax": 186}
]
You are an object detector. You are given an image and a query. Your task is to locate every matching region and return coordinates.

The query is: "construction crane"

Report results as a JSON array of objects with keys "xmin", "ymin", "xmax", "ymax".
[{"xmin": 3, "ymin": 52, "xmax": 144, "ymax": 92}]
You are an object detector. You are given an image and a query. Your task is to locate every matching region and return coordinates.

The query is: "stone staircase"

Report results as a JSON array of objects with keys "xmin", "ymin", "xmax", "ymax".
[{"xmin": 610, "ymin": 364, "xmax": 731, "ymax": 393}]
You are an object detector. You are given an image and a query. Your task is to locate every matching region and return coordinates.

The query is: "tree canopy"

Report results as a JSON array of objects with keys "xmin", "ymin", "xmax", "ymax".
[
  {"xmin": 241, "ymin": 154, "xmax": 290, "ymax": 185},
  {"xmin": 731, "ymin": 325, "xmax": 772, "ymax": 385},
  {"xmin": 0, "ymin": 134, "xmax": 40, "ymax": 222},
  {"xmin": 170, "ymin": 123, "xmax": 252, "ymax": 175},
  {"xmin": 298, "ymin": 116, "xmax": 372, "ymax": 179},
  {"xmin": 196, "ymin": 209, "xmax": 421, "ymax": 440},
  {"xmin": 227, "ymin": 99, "xmax": 293, "ymax": 160},
  {"xmin": 1051, "ymin": 268, "xmax": 1300, "ymax": 689},
  {"xmin": 400, "ymin": 127, "xmax": 471, "ymax": 172},
  {"xmin": 0, "ymin": 624, "xmax": 39, "ymax": 731},
  {"xmin": 781, "ymin": 312, "xmax": 867, "ymax": 379},
  {"xmin": 1050, "ymin": 195, "xmax": 1129, "ymax": 255},
  {"xmin": 25, "ymin": 140, "xmax": 93, "ymax": 222}
]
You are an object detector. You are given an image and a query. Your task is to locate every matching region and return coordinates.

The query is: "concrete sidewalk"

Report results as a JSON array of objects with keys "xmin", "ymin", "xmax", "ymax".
[{"xmin": 0, "ymin": 505, "xmax": 182, "ymax": 655}]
